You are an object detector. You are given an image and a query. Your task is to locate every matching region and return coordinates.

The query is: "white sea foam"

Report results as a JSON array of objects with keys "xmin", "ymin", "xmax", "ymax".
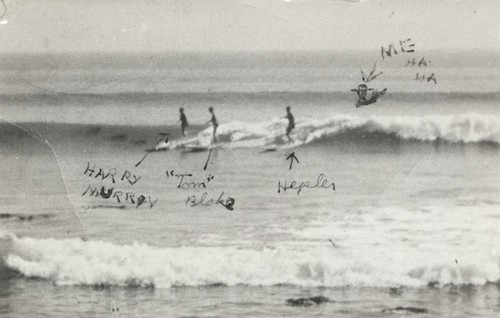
[
  {"xmin": 159, "ymin": 114, "xmax": 500, "ymax": 150},
  {"xmin": 1, "ymin": 232, "xmax": 498, "ymax": 288}
]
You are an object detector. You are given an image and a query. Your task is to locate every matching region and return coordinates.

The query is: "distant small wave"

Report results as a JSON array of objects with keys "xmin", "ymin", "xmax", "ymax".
[
  {"xmin": 160, "ymin": 114, "xmax": 500, "ymax": 150},
  {"xmin": 0, "ymin": 213, "xmax": 54, "ymax": 222}
]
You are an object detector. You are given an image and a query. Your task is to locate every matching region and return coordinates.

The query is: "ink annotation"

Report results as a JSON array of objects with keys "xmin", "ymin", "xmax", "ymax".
[
  {"xmin": 82, "ymin": 162, "xmax": 157, "ymax": 209},
  {"xmin": 166, "ymin": 169, "xmax": 235, "ymax": 211},
  {"xmin": 278, "ymin": 173, "xmax": 335, "ymax": 195}
]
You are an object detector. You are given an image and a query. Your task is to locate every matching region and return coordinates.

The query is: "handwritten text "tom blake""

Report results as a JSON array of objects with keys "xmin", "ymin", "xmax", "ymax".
[{"xmin": 277, "ymin": 173, "xmax": 335, "ymax": 195}]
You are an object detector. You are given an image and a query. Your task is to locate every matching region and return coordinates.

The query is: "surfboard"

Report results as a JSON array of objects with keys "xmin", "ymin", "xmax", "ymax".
[
  {"xmin": 356, "ymin": 99, "xmax": 378, "ymax": 108},
  {"xmin": 260, "ymin": 147, "xmax": 278, "ymax": 153},
  {"xmin": 181, "ymin": 144, "xmax": 219, "ymax": 153},
  {"xmin": 153, "ymin": 136, "xmax": 201, "ymax": 151},
  {"xmin": 182, "ymin": 145, "xmax": 210, "ymax": 152},
  {"xmin": 356, "ymin": 88, "xmax": 387, "ymax": 108},
  {"xmin": 152, "ymin": 141, "xmax": 171, "ymax": 151},
  {"xmin": 261, "ymin": 137, "xmax": 301, "ymax": 152}
]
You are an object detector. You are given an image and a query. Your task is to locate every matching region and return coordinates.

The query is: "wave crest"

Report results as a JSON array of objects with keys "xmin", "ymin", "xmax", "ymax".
[
  {"xmin": 161, "ymin": 114, "xmax": 500, "ymax": 150},
  {"xmin": 3, "ymin": 234, "xmax": 499, "ymax": 288}
]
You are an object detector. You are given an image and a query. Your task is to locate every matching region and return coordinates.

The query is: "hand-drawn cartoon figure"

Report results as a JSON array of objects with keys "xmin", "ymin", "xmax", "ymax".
[
  {"xmin": 350, "ymin": 84, "xmax": 387, "ymax": 108},
  {"xmin": 351, "ymin": 62, "xmax": 387, "ymax": 108}
]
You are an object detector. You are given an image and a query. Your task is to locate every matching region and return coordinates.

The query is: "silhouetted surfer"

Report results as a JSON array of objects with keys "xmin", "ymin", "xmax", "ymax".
[
  {"xmin": 282, "ymin": 106, "xmax": 295, "ymax": 142},
  {"xmin": 207, "ymin": 107, "xmax": 218, "ymax": 143},
  {"xmin": 351, "ymin": 84, "xmax": 387, "ymax": 108},
  {"xmin": 178, "ymin": 107, "xmax": 188, "ymax": 137}
]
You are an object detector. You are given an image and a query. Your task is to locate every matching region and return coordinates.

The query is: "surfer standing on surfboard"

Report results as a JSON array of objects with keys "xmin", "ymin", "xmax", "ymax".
[
  {"xmin": 178, "ymin": 107, "xmax": 188, "ymax": 137},
  {"xmin": 282, "ymin": 106, "xmax": 295, "ymax": 142},
  {"xmin": 207, "ymin": 107, "xmax": 218, "ymax": 143}
]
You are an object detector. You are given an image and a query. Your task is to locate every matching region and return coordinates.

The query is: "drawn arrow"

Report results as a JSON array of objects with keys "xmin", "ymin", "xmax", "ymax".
[
  {"xmin": 203, "ymin": 148, "xmax": 213, "ymax": 171},
  {"xmin": 286, "ymin": 152, "xmax": 299, "ymax": 170},
  {"xmin": 361, "ymin": 61, "xmax": 383, "ymax": 83},
  {"xmin": 135, "ymin": 133, "xmax": 169, "ymax": 168}
]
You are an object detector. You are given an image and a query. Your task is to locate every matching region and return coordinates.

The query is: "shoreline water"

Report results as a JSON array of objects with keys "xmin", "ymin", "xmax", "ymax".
[
  {"xmin": 1, "ymin": 50, "xmax": 499, "ymax": 317},
  {"xmin": 0, "ymin": 275, "xmax": 498, "ymax": 317}
]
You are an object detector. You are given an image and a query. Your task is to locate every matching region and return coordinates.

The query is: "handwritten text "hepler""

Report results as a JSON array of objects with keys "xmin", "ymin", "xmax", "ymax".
[{"xmin": 277, "ymin": 173, "xmax": 335, "ymax": 195}]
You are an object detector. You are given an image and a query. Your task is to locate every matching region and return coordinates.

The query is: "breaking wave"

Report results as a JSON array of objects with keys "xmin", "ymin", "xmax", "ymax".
[
  {"xmin": 1, "ymin": 232, "xmax": 499, "ymax": 288},
  {"xmin": 160, "ymin": 114, "xmax": 500, "ymax": 150}
]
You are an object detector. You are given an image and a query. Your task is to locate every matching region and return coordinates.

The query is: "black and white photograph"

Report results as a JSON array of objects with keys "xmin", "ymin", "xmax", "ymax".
[{"xmin": 0, "ymin": 0, "xmax": 499, "ymax": 317}]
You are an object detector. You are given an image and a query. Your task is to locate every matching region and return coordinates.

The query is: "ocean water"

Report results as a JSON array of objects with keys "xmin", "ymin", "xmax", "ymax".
[{"xmin": 0, "ymin": 51, "xmax": 499, "ymax": 317}]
